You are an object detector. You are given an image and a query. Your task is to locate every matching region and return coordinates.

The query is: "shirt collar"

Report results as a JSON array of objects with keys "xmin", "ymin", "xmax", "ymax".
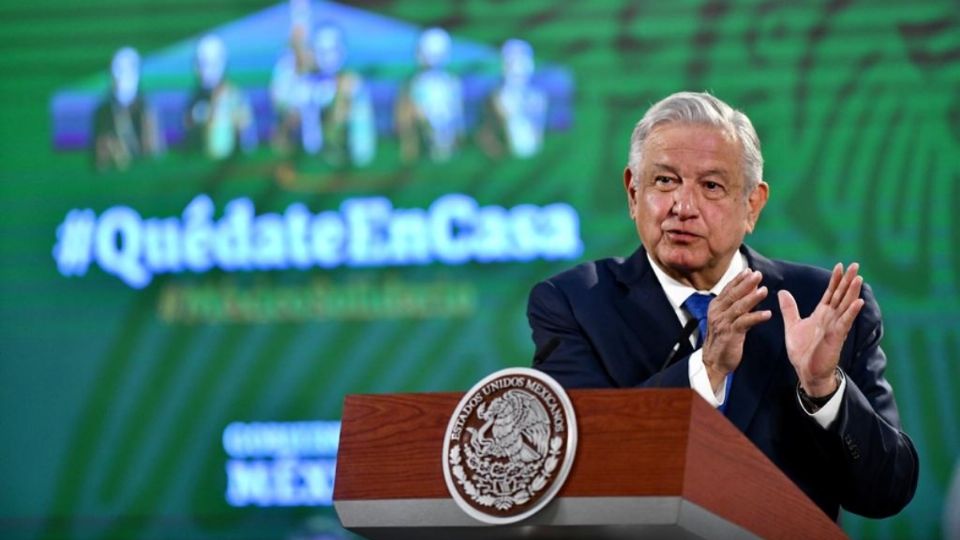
[{"xmin": 647, "ymin": 249, "xmax": 748, "ymax": 312}]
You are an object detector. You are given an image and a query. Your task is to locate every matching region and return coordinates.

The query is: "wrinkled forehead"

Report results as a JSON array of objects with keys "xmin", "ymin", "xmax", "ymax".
[
  {"xmin": 644, "ymin": 122, "xmax": 740, "ymax": 158},
  {"xmin": 642, "ymin": 123, "xmax": 746, "ymax": 182}
]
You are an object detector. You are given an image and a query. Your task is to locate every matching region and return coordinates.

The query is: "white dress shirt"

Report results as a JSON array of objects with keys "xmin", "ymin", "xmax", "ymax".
[{"xmin": 646, "ymin": 251, "xmax": 844, "ymax": 428}]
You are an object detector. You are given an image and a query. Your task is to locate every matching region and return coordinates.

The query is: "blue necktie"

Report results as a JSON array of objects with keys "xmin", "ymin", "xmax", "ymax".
[
  {"xmin": 682, "ymin": 292, "xmax": 733, "ymax": 413},
  {"xmin": 682, "ymin": 292, "xmax": 713, "ymax": 347}
]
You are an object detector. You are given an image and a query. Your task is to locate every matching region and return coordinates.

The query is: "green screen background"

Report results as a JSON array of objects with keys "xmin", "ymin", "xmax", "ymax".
[{"xmin": 0, "ymin": 0, "xmax": 958, "ymax": 538}]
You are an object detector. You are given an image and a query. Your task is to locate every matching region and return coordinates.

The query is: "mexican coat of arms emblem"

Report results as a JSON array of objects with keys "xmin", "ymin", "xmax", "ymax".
[{"xmin": 442, "ymin": 367, "xmax": 577, "ymax": 524}]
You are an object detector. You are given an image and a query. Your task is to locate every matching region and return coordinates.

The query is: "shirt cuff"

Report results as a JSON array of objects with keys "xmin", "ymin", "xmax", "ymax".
[
  {"xmin": 688, "ymin": 349, "xmax": 728, "ymax": 408},
  {"xmin": 797, "ymin": 370, "xmax": 847, "ymax": 429}
]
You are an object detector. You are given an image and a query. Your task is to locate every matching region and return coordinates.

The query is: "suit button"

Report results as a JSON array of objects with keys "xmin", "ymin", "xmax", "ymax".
[{"xmin": 843, "ymin": 435, "xmax": 861, "ymax": 460}]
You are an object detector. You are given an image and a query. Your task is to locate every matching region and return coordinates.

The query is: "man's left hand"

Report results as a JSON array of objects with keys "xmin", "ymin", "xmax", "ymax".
[{"xmin": 778, "ymin": 263, "xmax": 865, "ymax": 397}]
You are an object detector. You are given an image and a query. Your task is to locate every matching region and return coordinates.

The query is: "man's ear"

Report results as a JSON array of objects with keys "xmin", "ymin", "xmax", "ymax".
[
  {"xmin": 624, "ymin": 167, "xmax": 637, "ymax": 218},
  {"xmin": 746, "ymin": 181, "xmax": 769, "ymax": 233}
]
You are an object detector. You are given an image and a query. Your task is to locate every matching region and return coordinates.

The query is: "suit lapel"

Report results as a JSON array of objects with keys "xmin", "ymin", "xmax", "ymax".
[
  {"xmin": 725, "ymin": 246, "xmax": 787, "ymax": 432},
  {"xmin": 610, "ymin": 247, "xmax": 690, "ymax": 380}
]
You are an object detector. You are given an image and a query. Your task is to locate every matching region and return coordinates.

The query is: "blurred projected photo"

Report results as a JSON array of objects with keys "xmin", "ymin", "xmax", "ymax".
[
  {"xmin": 183, "ymin": 34, "xmax": 258, "ymax": 160},
  {"xmin": 479, "ymin": 39, "xmax": 548, "ymax": 159},
  {"xmin": 395, "ymin": 27, "xmax": 465, "ymax": 163},
  {"xmin": 270, "ymin": 15, "xmax": 376, "ymax": 167},
  {"xmin": 92, "ymin": 47, "xmax": 165, "ymax": 171}
]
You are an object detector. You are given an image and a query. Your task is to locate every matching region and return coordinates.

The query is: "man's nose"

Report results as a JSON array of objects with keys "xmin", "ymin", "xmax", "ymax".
[{"xmin": 672, "ymin": 184, "xmax": 698, "ymax": 217}]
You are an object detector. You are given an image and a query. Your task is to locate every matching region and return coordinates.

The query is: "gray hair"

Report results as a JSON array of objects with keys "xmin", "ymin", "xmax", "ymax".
[{"xmin": 627, "ymin": 91, "xmax": 763, "ymax": 192}]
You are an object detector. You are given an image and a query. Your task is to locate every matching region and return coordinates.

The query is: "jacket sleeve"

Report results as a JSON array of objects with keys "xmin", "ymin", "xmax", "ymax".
[{"xmin": 807, "ymin": 283, "xmax": 919, "ymax": 518}]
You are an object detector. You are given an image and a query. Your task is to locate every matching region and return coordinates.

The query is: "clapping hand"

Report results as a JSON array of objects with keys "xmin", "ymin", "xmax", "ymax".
[
  {"xmin": 778, "ymin": 263, "xmax": 864, "ymax": 397},
  {"xmin": 701, "ymin": 269, "xmax": 772, "ymax": 392}
]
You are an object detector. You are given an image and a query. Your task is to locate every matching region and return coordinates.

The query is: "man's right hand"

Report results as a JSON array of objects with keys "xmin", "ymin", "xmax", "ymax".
[{"xmin": 701, "ymin": 269, "xmax": 772, "ymax": 392}]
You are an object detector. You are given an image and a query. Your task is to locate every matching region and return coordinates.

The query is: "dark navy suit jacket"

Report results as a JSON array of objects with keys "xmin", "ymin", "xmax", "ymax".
[{"xmin": 527, "ymin": 245, "xmax": 918, "ymax": 520}]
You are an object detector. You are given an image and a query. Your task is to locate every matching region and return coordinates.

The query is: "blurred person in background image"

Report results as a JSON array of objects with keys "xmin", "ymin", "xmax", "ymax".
[
  {"xmin": 270, "ymin": 16, "xmax": 376, "ymax": 167},
  {"xmin": 183, "ymin": 34, "xmax": 257, "ymax": 160},
  {"xmin": 92, "ymin": 47, "xmax": 165, "ymax": 171},
  {"xmin": 395, "ymin": 27, "xmax": 465, "ymax": 163},
  {"xmin": 478, "ymin": 38, "xmax": 548, "ymax": 159}
]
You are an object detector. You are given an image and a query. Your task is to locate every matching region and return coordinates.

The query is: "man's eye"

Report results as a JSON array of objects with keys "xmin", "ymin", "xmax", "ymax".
[
  {"xmin": 703, "ymin": 180, "xmax": 727, "ymax": 192},
  {"xmin": 654, "ymin": 175, "xmax": 677, "ymax": 186},
  {"xmin": 702, "ymin": 181, "xmax": 727, "ymax": 199}
]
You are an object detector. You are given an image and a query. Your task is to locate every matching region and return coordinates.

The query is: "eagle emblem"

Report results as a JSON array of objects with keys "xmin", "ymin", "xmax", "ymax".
[
  {"xmin": 443, "ymin": 368, "xmax": 577, "ymax": 524},
  {"xmin": 467, "ymin": 389, "xmax": 551, "ymax": 463}
]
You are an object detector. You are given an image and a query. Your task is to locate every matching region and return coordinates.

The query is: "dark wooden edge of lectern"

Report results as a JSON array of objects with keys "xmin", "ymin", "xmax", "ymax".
[{"xmin": 334, "ymin": 388, "xmax": 846, "ymax": 539}]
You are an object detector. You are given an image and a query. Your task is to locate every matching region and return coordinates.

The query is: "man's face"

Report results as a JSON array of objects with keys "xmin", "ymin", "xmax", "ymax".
[
  {"xmin": 313, "ymin": 26, "xmax": 345, "ymax": 76},
  {"xmin": 111, "ymin": 48, "xmax": 140, "ymax": 106},
  {"xmin": 196, "ymin": 36, "xmax": 227, "ymax": 90},
  {"xmin": 625, "ymin": 123, "xmax": 768, "ymax": 289}
]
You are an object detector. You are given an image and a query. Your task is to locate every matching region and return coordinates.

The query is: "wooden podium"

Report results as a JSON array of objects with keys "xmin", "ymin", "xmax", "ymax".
[{"xmin": 333, "ymin": 388, "xmax": 846, "ymax": 539}]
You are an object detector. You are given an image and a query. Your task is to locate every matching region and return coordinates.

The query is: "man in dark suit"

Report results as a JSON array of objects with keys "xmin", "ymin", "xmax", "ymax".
[{"xmin": 527, "ymin": 91, "xmax": 918, "ymax": 520}]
